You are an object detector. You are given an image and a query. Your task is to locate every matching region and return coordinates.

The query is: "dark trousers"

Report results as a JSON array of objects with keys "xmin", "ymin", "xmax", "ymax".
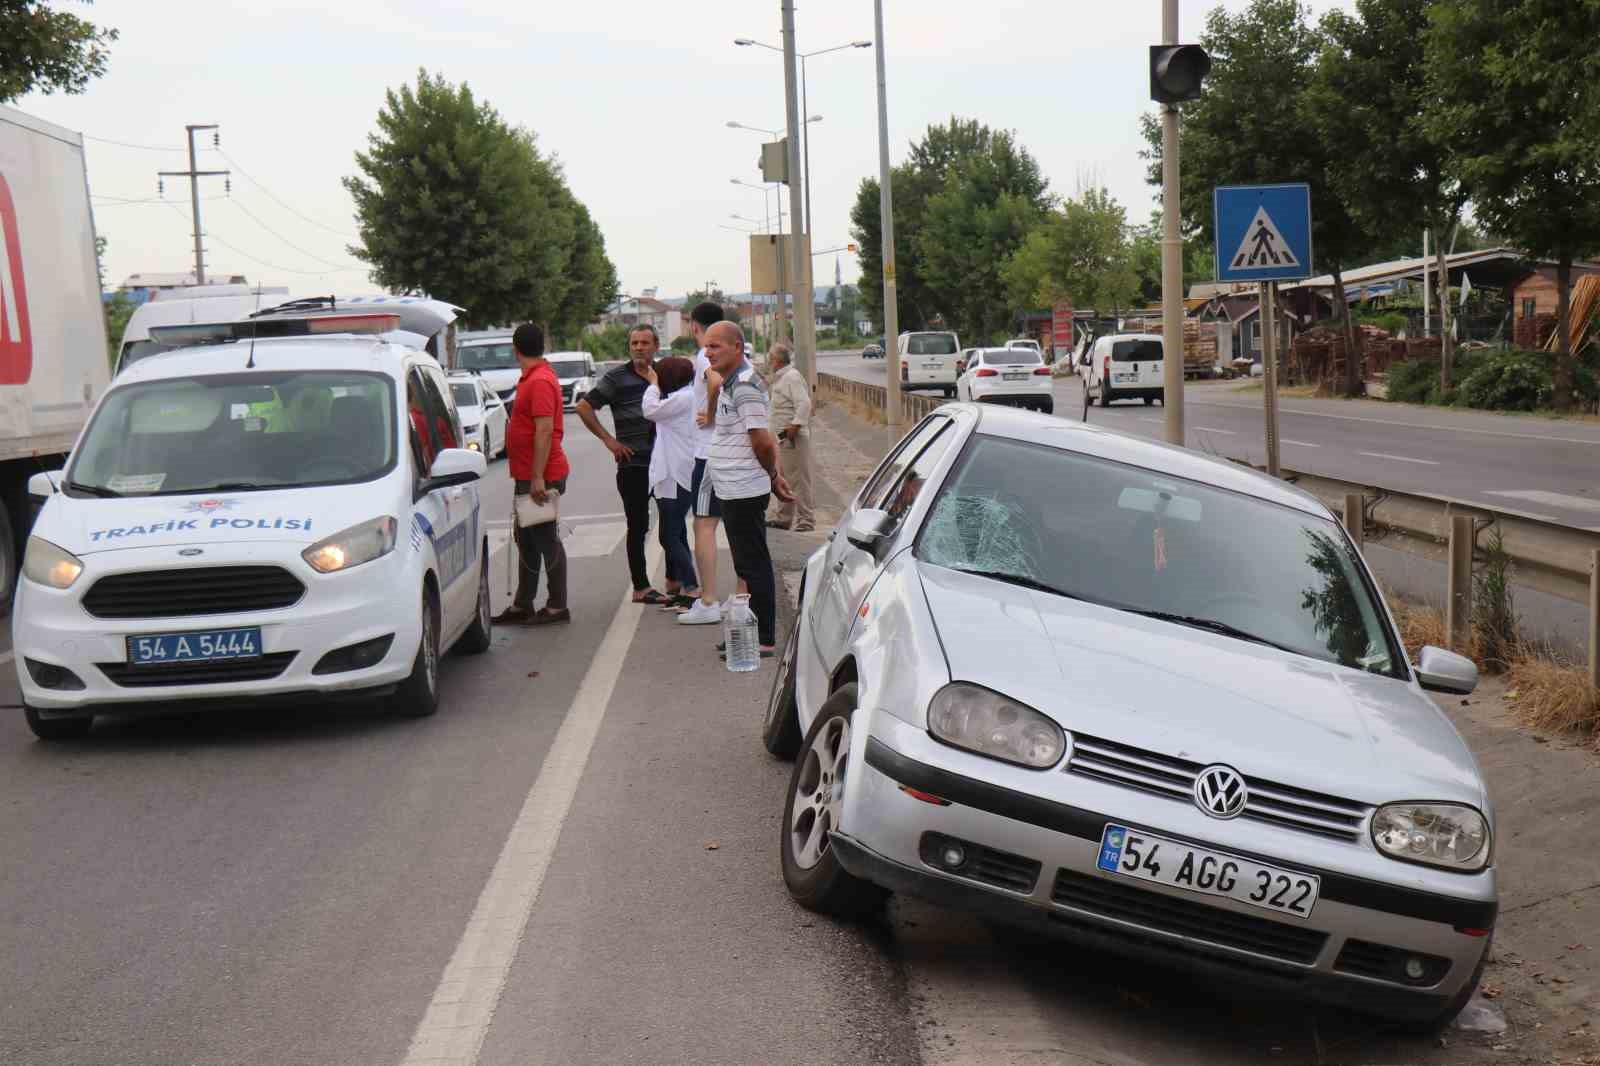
[
  {"xmin": 720, "ymin": 492, "xmax": 775, "ymax": 646},
  {"xmin": 656, "ymin": 490, "xmax": 698, "ymax": 591},
  {"xmin": 513, "ymin": 479, "xmax": 567, "ymax": 610},
  {"xmin": 616, "ymin": 465, "xmax": 652, "ymax": 591}
]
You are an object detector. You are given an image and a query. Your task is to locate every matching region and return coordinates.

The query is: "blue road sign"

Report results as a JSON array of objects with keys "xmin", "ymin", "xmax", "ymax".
[{"xmin": 1214, "ymin": 184, "xmax": 1312, "ymax": 283}]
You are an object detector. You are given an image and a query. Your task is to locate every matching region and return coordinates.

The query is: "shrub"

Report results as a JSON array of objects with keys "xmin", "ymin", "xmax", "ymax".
[
  {"xmin": 1455, "ymin": 349, "xmax": 1555, "ymax": 411},
  {"xmin": 1356, "ymin": 310, "xmax": 1409, "ymax": 334},
  {"xmin": 1384, "ymin": 358, "xmax": 1438, "ymax": 404},
  {"xmin": 1472, "ymin": 525, "xmax": 1518, "ymax": 671}
]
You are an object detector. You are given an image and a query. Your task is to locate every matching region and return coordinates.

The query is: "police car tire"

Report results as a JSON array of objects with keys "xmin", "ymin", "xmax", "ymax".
[
  {"xmin": 396, "ymin": 587, "xmax": 441, "ymax": 718},
  {"xmin": 458, "ymin": 554, "xmax": 492, "ymax": 655},
  {"xmin": 24, "ymin": 705, "xmax": 93, "ymax": 741}
]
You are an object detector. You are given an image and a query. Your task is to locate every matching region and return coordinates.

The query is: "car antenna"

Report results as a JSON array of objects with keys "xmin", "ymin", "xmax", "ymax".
[{"xmin": 245, "ymin": 316, "xmax": 258, "ymax": 369}]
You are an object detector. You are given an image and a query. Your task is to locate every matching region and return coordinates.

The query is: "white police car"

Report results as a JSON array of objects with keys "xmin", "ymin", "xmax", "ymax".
[{"xmin": 11, "ymin": 311, "xmax": 493, "ymax": 739}]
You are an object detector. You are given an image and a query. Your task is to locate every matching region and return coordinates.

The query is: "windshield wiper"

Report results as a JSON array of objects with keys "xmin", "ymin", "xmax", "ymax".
[
  {"xmin": 950, "ymin": 568, "xmax": 1080, "ymax": 600},
  {"xmin": 65, "ymin": 481, "xmax": 121, "ymax": 498},
  {"xmin": 1128, "ymin": 609, "xmax": 1301, "ymax": 656},
  {"xmin": 181, "ymin": 481, "xmax": 277, "ymax": 492}
]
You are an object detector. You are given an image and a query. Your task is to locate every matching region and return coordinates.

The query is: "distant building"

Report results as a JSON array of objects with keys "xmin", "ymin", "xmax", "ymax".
[{"xmin": 599, "ymin": 296, "xmax": 684, "ymax": 345}]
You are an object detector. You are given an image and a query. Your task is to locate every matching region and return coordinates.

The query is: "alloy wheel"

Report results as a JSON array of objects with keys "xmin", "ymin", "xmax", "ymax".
[{"xmin": 789, "ymin": 715, "xmax": 851, "ymax": 870}]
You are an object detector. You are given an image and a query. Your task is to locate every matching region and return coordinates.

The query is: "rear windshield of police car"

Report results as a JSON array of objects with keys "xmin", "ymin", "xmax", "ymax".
[{"xmin": 67, "ymin": 371, "xmax": 397, "ymax": 497}]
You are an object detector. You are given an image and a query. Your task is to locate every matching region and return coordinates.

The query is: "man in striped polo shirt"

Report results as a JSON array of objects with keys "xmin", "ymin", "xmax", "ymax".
[{"xmin": 703, "ymin": 321, "xmax": 792, "ymax": 653}]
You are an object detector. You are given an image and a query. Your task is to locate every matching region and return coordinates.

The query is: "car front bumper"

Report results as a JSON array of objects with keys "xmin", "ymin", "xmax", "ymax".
[
  {"xmin": 13, "ymin": 541, "xmax": 422, "ymax": 716},
  {"xmin": 842, "ymin": 718, "xmax": 1495, "ymax": 1022}
]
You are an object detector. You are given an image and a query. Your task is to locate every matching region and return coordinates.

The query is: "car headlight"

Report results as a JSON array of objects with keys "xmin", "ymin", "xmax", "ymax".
[
  {"xmin": 22, "ymin": 536, "xmax": 84, "ymax": 589},
  {"xmin": 302, "ymin": 516, "xmax": 398, "ymax": 574},
  {"xmin": 1371, "ymin": 803, "xmax": 1490, "ymax": 871},
  {"xmin": 927, "ymin": 683, "xmax": 1067, "ymax": 769}
]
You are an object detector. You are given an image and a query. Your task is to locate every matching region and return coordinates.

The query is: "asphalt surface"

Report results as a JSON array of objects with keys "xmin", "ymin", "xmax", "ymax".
[
  {"xmin": 821, "ymin": 351, "xmax": 1600, "ymax": 530},
  {"xmin": 0, "ymin": 422, "xmax": 917, "ymax": 1066}
]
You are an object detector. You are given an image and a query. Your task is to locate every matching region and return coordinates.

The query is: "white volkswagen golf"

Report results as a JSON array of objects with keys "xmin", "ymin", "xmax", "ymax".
[{"xmin": 12, "ymin": 312, "xmax": 493, "ymax": 739}]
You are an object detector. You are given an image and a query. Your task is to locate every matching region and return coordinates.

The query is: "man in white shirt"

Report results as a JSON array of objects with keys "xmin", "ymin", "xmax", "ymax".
[
  {"xmin": 677, "ymin": 301, "xmax": 730, "ymax": 625},
  {"xmin": 704, "ymin": 321, "xmax": 792, "ymax": 653}
]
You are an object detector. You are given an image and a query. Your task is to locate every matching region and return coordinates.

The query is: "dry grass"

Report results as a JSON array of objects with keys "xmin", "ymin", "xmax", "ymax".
[
  {"xmin": 1505, "ymin": 650, "xmax": 1600, "ymax": 751},
  {"xmin": 1385, "ymin": 592, "xmax": 1600, "ymax": 750}
]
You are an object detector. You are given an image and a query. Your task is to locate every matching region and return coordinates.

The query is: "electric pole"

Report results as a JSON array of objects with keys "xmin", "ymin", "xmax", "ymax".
[
  {"xmin": 780, "ymin": 1, "xmax": 817, "ymax": 391},
  {"xmin": 874, "ymin": 0, "xmax": 901, "ymax": 428},
  {"xmin": 158, "ymin": 124, "xmax": 229, "ymax": 286},
  {"xmin": 1159, "ymin": 1, "xmax": 1185, "ymax": 447}
]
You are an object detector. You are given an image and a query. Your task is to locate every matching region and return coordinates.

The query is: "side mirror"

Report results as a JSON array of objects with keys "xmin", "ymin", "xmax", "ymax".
[
  {"xmin": 1416, "ymin": 645, "xmax": 1478, "ymax": 695},
  {"xmin": 28, "ymin": 471, "xmax": 62, "ymax": 501},
  {"xmin": 845, "ymin": 507, "xmax": 894, "ymax": 552},
  {"xmin": 425, "ymin": 447, "xmax": 487, "ymax": 491}
]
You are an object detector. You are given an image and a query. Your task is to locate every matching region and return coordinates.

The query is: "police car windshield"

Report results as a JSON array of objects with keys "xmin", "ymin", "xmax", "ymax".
[
  {"xmin": 67, "ymin": 371, "xmax": 397, "ymax": 497},
  {"xmin": 458, "ymin": 343, "xmax": 517, "ymax": 370}
]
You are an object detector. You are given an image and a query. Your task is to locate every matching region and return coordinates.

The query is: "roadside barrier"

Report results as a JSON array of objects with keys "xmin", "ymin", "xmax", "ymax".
[{"xmin": 817, "ymin": 371, "xmax": 1600, "ymax": 684}]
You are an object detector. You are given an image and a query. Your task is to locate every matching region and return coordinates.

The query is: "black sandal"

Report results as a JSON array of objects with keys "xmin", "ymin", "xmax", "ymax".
[{"xmin": 634, "ymin": 589, "xmax": 671, "ymax": 606}]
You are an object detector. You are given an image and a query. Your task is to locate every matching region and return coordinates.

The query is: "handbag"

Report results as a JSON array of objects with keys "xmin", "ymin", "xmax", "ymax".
[{"xmin": 514, "ymin": 488, "xmax": 560, "ymax": 527}]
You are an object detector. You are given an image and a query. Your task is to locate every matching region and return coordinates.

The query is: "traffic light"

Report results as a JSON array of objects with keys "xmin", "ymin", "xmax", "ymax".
[{"xmin": 1149, "ymin": 45, "xmax": 1211, "ymax": 104}]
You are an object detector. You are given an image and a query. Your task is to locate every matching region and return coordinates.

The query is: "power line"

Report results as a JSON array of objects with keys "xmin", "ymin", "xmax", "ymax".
[
  {"xmin": 84, "ymin": 134, "xmax": 188, "ymax": 152},
  {"xmin": 159, "ymin": 202, "xmax": 362, "ymax": 278},
  {"xmin": 215, "ymin": 147, "xmax": 358, "ymax": 240},
  {"xmin": 224, "ymin": 197, "xmax": 364, "ymax": 271}
]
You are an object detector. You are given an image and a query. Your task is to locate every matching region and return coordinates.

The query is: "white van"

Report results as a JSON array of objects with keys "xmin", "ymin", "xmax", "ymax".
[
  {"xmin": 1084, "ymin": 333, "xmax": 1165, "ymax": 407},
  {"xmin": 456, "ymin": 331, "xmax": 519, "ymax": 405},
  {"xmin": 897, "ymin": 331, "xmax": 961, "ymax": 396},
  {"xmin": 545, "ymin": 351, "xmax": 597, "ymax": 410},
  {"xmin": 115, "ymin": 288, "xmax": 288, "ymax": 375}
]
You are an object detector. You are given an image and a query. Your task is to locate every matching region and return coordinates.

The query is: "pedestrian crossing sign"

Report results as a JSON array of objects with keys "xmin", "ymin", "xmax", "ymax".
[{"xmin": 1213, "ymin": 184, "xmax": 1312, "ymax": 282}]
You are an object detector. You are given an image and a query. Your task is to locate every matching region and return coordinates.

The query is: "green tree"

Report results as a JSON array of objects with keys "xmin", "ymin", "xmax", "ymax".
[
  {"xmin": 1141, "ymin": 0, "xmax": 1380, "ymax": 394},
  {"xmin": 917, "ymin": 126, "xmax": 1049, "ymax": 342},
  {"xmin": 850, "ymin": 118, "xmax": 1042, "ymax": 336},
  {"xmin": 1001, "ymin": 187, "xmax": 1138, "ymax": 316},
  {"xmin": 679, "ymin": 287, "xmax": 742, "ymax": 328},
  {"xmin": 102, "ymin": 290, "xmax": 134, "ymax": 366},
  {"xmin": 1306, "ymin": 0, "xmax": 1466, "ymax": 394},
  {"xmin": 1425, "ymin": 1, "xmax": 1600, "ymax": 411},
  {"xmin": 344, "ymin": 70, "xmax": 614, "ymax": 331},
  {"xmin": 0, "ymin": 1, "xmax": 117, "ymax": 102}
]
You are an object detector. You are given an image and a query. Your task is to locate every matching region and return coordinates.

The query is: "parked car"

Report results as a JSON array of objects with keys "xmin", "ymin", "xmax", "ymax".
[
  {"xmin": 448, "ymin": 371, "xmax": 508, "ymax": 458},
  {"xmin": 14, "ymin": 309, "xmax": 493, "ymax": 738},
  {"xmin": 545, "ymin": 351, "xmax": 597, "ymax": 411},
  {"xmin": 764, "ymin": 403, "xmax": 1493, "ymax": 1030},
  {"xmin": 897, "ymin": 331, "xmax": 961, "ymax": 396},
  {"xmin": 456, "ymin": 331, "xmax": 520, "ymax": 405},
  {"xmin": 956, "ymin": 347, "xmax": 1053, "ymax": 413},
  {"xmin": 1084, "ymin": 333, "xmax": 1165, "ymax": 407},
  {"xmin": 862, "ymin": 341, "xmax": 886, "ymax": 360}
]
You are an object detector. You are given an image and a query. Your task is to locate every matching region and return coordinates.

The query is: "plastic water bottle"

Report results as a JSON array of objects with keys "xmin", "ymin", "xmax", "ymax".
[{"xmin": 725, "ymin": 595, "xmax": 760, "ymax": 673}]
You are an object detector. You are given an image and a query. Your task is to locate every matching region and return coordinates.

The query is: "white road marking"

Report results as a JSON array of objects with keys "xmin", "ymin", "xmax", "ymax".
[
  {"xmin": 1194, "ymin": 399, "xmax": 1600, "ymax": 445},
  {"xmin": 1281, "ymin": 438, "xmax": 1319, "ymax": 447},
  {"xmin": 1357, "ymin": 451, "xmax": 1439, "ymax": 466},
  {"xmin": 1138, "ymin": 417, "xmax": 1163, "ymax": 425},
  {"xmin": 1486, "ymin": 489, "xmax": 1600, "ymax": 514},
  {"xmin": 1193, "ymin": 425, "xmax": 1237, "ymax": 435},
  {"xmin": 402, "ymin": 540, "xmax": 666, "ymax": 1066}
]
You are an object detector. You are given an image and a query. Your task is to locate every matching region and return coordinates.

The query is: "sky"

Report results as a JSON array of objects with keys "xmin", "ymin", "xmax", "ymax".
[{"xmin": 18, "ymin": 0, "xmax": 1355, "ymax": 305}]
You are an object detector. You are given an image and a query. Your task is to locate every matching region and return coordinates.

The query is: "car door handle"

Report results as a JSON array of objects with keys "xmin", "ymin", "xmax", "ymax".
[{"xmin": 832, "ymin": 560, "xmax": 846, "ymax": 574}]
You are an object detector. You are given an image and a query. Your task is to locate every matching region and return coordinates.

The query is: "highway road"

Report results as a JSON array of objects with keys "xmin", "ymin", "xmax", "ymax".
[
  {"xmin": 820, "ymin": 351, "xmax": 1600, "ymax": 531},
  {"xmin": 0, "ymin": 400, "xmax": 1560, "ymax": 1066}
]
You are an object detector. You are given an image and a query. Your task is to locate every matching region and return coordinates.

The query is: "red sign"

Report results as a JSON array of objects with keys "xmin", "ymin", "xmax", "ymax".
[
  {"xmin": 0, "ymin": 173, "xmax": 32, "ymax": 385},
  {"xmin": 1051, "ymin": 297, "xmax": 1074, "ymax": 351}
]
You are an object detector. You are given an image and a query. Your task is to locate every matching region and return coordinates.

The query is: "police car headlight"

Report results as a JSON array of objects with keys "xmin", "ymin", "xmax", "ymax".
[
  {"xmin": 927, "ymin": 683, "xmax": 1067, "ymax": 769},
  {"xmin": 22, "ymin": 537, "xmax": 84, "ymax": 589},
  {"xmin": 303, "ymin": 516, "xmax": 398, "ymax": 574}
]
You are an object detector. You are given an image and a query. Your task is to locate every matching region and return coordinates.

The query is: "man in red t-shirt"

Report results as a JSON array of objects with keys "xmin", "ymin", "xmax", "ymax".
[{"xmin": 496, "ymin": 323, "xmax": 571, "ymax": 625}]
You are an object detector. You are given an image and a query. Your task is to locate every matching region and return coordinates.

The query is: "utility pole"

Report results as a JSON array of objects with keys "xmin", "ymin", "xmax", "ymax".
[
  {"xmin": 780, "ymin": 1, "xmax": 817, "ymax": 392},
  {"xmin": 158, "ymin": 125, "xmax": 229, "ymax": 285},
  {"xmin": 874, "ymin": 0, "xmax": 901, "ymax": 428},
  {"xmin": 1262, "ymin": 280, "xmax": 1281, "ymax": 477},
  {"xmin": 1159, "ymin": 0, "xmax": 1185, "ymax": 446}
]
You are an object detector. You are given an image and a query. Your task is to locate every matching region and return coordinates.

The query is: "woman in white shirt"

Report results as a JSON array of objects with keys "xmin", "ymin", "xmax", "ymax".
[{"xmin": 641, "ymin": 356, "xmax": 701, "ymax": 610}]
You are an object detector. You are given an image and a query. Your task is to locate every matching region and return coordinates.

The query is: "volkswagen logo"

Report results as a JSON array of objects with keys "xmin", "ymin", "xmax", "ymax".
[
  {"xmin": 178, "ymin": 548, "xmax": 204, "ymax": 557},
  {"xmin": 1193, "ymin": 765, "xmax": 1248, "ymax": 819}
]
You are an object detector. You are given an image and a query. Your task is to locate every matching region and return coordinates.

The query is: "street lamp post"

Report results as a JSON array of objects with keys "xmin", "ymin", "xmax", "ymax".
[
  {"xmin": 735, "ymin": 35, "xmax": 870, "ymax": 389},
  {"xmin": 731, "ymin": 176, "xmax": 789, "ymax": 341}
]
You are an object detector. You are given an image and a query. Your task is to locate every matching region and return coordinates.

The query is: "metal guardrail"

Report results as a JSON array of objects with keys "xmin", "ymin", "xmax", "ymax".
[{"xmin": 817, "ymin": 371, "xmax": 1600, "ymax": 678}]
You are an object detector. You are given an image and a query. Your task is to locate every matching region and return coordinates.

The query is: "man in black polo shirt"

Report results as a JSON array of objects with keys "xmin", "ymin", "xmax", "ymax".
[{"xmin": 576, "ymin": 324, "xmax": 665, "ymax": 604}]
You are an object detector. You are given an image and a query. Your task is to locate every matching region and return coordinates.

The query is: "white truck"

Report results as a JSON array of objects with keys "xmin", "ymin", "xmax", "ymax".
[{"xmin": 1, "ymin": 106, "xmax": 110, "ymax": 605}]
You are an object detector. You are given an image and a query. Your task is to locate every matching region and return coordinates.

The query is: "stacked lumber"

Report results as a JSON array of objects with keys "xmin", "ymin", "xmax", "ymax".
[{"xmin": 1544, "ymin": 275, "xmax": 1600, "ymax": 354}]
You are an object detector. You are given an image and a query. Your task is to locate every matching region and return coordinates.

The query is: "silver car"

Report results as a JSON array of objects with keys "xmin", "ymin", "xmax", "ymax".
[{"xmin": 765, "ymin": 403, "xmax": 1493, "ymax": 1030}]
